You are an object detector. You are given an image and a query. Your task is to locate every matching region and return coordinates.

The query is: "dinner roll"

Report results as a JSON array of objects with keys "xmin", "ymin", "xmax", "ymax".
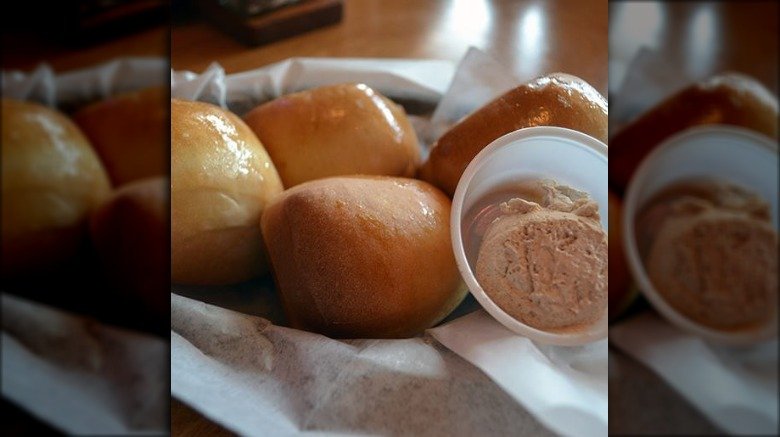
[
  {"xmin": 73, "ymin": 87, "xmax": 167, "ymax": 186},
  {"xmin": 610, "ymin": 73, "xmax": 778, "ymax": 192},
  {"xmin": 1, "ymin": 99, "xmax": 111, "ymax": 276},
  {"xmin": 420, "ymin": 73, "xmax": 608, "ymax": 197},
  {"xmin": 171, "ymin": 99, "xmax": 284, "ymax": 285},
  {"xmin": 261, "ymin": 176, "xmax": 467, "ymax": 338},
  {"xmin": 243, "ymin": 83, "xmax": 421, "ymax": 187},
  {"xmin": 90, "ymin": 177, "xmax": 168, "ymax": 316}
]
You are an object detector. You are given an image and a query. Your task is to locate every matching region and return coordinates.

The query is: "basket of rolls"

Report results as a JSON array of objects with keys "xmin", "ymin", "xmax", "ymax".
[
  {"xmin": 171, "ymin": 48, "xmax": 608, "ymax": 436},
  {"xmin": 2, "ymin": 58, "xmax": 169, "ymax": 333},
  {"xmin": 1, "ymin": 58, "xmax": 168, "ymax": 434}
]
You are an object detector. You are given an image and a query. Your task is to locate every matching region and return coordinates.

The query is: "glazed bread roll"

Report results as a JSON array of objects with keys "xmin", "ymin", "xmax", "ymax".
[
  {"xmin": 91, "ymin": 177, "xmax": 168, "ymax": 316},
  {"xmin": 261, "ymin": 176, "xmax": 467, "ymax": 338},
  {"xmin": 73, "ymin": 87, "xmax": 167, "ymax": 186},
  {"xmin": 2, "ymin": 99, "xmax": 110, "ymax": 276},
  {"xmin": 420, "ymin": 73, "xmax": 608, "ymax": 197},
  {"xmin": 243, "ymin": 83, "xmax": 421, "ymax": 187},
  {"xmin": 171, "ymin": 99, "xmax": 283, "ymax": 285},
  {"xmin": 610, "ymin": 73, "xmax": 778, "ymax": 192}
]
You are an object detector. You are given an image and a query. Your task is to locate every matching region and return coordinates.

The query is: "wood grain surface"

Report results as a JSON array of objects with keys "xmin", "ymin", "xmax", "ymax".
[
  {"xmin": 2, "ymin": 26, "xmax": 167, "ymax": 72},
  {"xmin": 172, "ymin": 0, "xmax": 608, "ymax": 95},
  {"xmin": 610, "ymin": 1, "xmax": 778, "ymax": 93}
]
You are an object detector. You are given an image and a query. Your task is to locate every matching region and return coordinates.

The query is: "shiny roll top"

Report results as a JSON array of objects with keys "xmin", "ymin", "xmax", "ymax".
[
  {"xmin": 610, "ymin": 73, "xmax": 779, "ymax": 193},
  {"xmin": 171, "ymin": 99, "xmax": 283, "ymax": 285},
  {"xmin": 1, "ymin": 99, "xmax": 110, "ymax": 275},
  {"xmin": 420, "ymin": 73, "xmax": 608, "ymax": 197},
  {"xmin": 243, "ymin": 83, "xmax": 421, "ymax": 188}
]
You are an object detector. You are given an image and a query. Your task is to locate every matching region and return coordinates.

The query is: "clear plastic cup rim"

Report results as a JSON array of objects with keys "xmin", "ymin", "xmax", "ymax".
[
  {"xmin": 622, "ymin": 125, "xmax": 779, "ymax": 345},
  {"xmin": 451, "ymin": 126, "xmax": 608, "ymax": 346}
]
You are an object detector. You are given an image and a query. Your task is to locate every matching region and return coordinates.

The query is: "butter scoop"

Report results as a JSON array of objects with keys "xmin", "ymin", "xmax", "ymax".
[
  {"xmin": 639, "ymin": 180, "xmax": 778, "ymax": 331},
  {"xmin": 475, "ymin": 181, "xmax": 608, "ymax": 331}
]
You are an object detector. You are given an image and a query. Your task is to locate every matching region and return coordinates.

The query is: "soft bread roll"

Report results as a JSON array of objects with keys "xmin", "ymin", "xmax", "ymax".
[
  {"xmin": 73, "ymin": 87, "xmax": 167, "ymax": 186},
  {"xmin": 420, "ymin": 73, "xmax": 608, "ymax": 197},
  {"xmin": 171, "ymin": 99, "xmax": 283, "ymax": 285},
  {"xmin": 261, "ymin": 176, "xmax": 467, "ymax": 338},
  {"xmin": 1, "ymin": 99, "xmax": 111, "ymax": 275},
  {"xmin": 610, "ymin": 73, "xmax": 778, "ymax": 192},
  {"xmin": 90, "ymin": 177, "xmax": 168, "ymax": 316},
  {"xmin": 243, "ymin": 83, "xmax": 421, "ymax": 187}
]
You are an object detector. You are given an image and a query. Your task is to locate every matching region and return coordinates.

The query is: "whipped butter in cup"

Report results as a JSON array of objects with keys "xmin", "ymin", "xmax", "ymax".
[
  {"xmin": 623, "ymin": 125, "xmax": 779, "ymax": 345},
  {"xmin": 451, "ymin": 127, "xmax": 608, "ymax": 346}
]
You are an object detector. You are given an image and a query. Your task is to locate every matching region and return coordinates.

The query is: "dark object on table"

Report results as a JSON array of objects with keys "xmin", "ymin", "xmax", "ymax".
[
  {"xmin": 60, "ymin": 0, "xmax": 169, "ymax": 46},
  {"xmin": 221, "ymin": 0, "xmax": 303, "ymax": 17},
  {"xmin": 1, "ymin": 1, "xmax": 168, "ymax": 53},
  {"xmin": 197, "ymin": 0, "xmax": 343, "ymax": 46}
]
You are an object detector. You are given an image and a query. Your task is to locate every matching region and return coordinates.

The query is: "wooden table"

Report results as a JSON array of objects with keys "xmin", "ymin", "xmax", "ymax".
[
  {"xmin": 172, "ymin": 0, "xmax": 608, "ymax": 95},
  {"xmin": 1, "ymin": 26, "xmax": 167, "ymax": 72},
  {"xmin": 170, "ymin": 0, "xmax": 606, "ymax": 434},
  {"xmin": 609, "ymin": 1, "xmax": 778, "ymax": 94}
]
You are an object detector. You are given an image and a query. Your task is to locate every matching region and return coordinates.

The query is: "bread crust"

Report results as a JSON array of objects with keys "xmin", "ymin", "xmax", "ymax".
[
  {"xmin": 73, "ymin": 87, "xmax": 168, "ymax": 186},
  {"xmin": 90, "ymin": 177, "xmax": 168, "ymax": 315},
  {"xmin": 420, "ymin": 73, "xmax": 608, "ymax": 197},
  {"xmin": 610, "ymin": 73, "xmax": 778, "ymax": 192},
  {"xmin": 1, "ymin": 99, "xmax": 110, "ymax": 275},
  {"xmin": 243, "ymin": 83, "xmax": 421, "ymax": 187},
  {"xmin": 171, "ymin": 99, "xmax": 283, "ymax": 284},
  {"xmin": 261, "ymin": 176, "xmax": 467, "ymax": 338}
]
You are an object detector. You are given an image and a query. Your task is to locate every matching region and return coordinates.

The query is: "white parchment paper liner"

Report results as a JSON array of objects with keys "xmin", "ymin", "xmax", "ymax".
[
  {"xmin": 171, "ymin": 47, "xmax": 608, "ymax": 437},
  {"xmin": 1, "ymin": 58, "xmax": 168, "ymax": 435},
  {"xmin": 171, "ymin": 57, "xmax": 453, "ymax": 118},
  {"xmin": 609, "ymin": 46, "xmax": 779, "ymax": 435},
  {"xmin": 172, "ymin": 293, "xmax": 552, "ymax": 436},
  {"xmin": 2, "ymin": 57, "xmax": 166, "ymax": 109},
  {"xmin": 610, "ymin": 313, "xmax": 778, "ymax": 435},
  {"xmin": 2, "ymin": 293, "xmax": 167, "ymax": 435}
]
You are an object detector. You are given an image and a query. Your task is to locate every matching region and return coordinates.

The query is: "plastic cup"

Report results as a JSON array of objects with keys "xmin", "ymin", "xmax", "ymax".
[
  {"xmin": 450, "ymin": 126, "xmax": 609, "ymax": 346},
  {"xmin": 623, "ymin": 125, "xmax": 779, "ymax": 345}
]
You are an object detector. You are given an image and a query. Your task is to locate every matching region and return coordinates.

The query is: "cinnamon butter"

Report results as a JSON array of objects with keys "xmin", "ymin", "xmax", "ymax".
[
  {"xmin": 636, "ymin": 179, "xmax": 779, "ymax": 331},
  {"xmin": 467, "ymin": 180, "xmax": 608, "ymax": 331}
]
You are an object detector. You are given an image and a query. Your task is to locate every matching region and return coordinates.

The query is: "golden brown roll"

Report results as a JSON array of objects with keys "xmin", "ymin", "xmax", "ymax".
[
  {"xmin": 171, "ymin": 99, "xmax": 284, "ymax": 285},
  {"xmin": 420, "ymin": 73, "xmax": 608, "ymax": 197},
  {"xmin": 73, "ymin": 87, "xmax": 167, "ymax": 187},
  {"xmin": 90, "ymin": 177, "xmax": 168, "ymax": 316},
  {"xmin": 261, "ymin": 176, "xmax": 467, "ymax": 338},
  {"xmin": 243, "ymin": 83, "xmax": 421, "ymax": 188},
  {"xmin": 1, "ymin": 99, "xmax": 111, "ymax": 276},
  {"xmin": 610, "ymin": 73, "xmax": 778, "ymax": 193}
]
